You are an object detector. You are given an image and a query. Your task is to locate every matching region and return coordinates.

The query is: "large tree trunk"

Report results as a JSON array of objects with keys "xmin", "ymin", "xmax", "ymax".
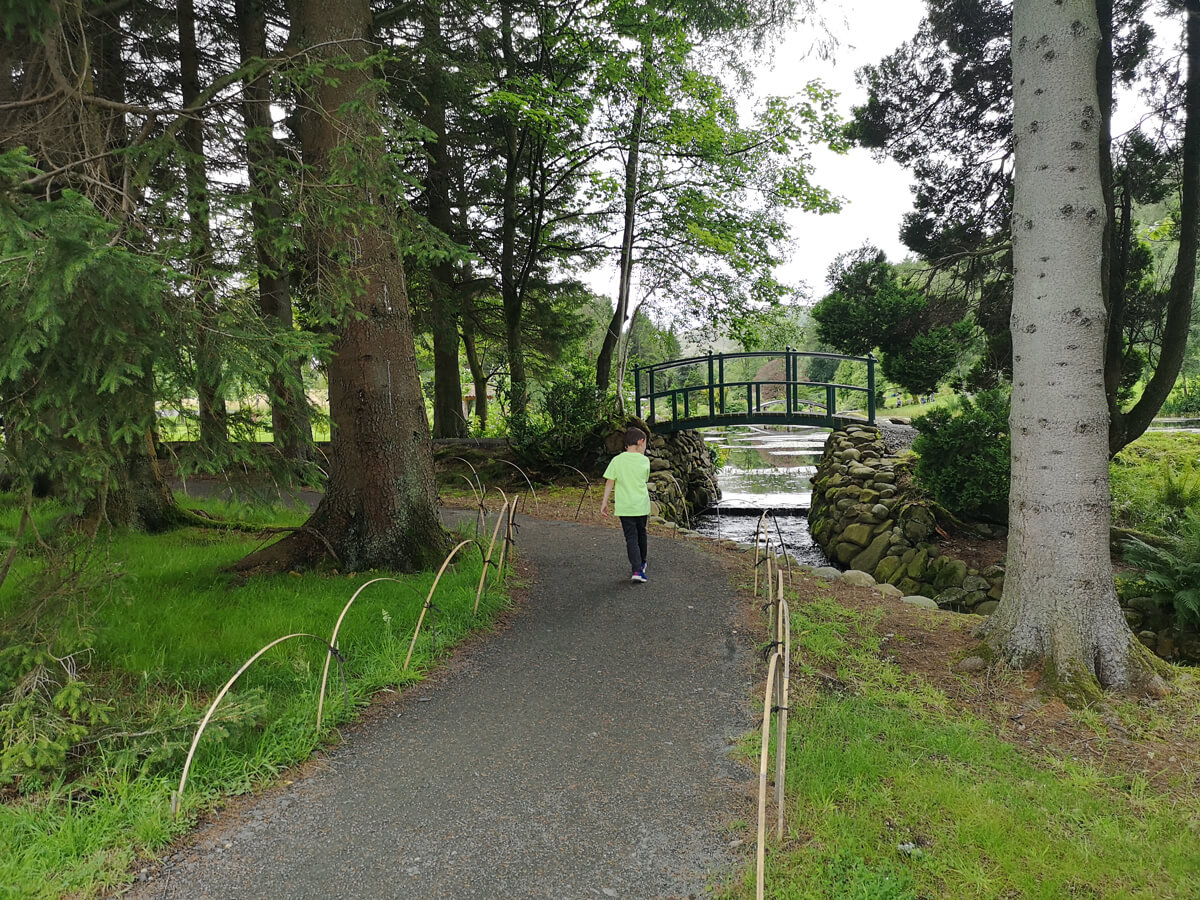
[
  {"xmin": 235, "ymin": 0, "xmax": 313, "ymax": 464},
  {"xmin": 422, "ymin": 0, "xmax": 467, "ymax": 439},
  {"xmin": 236, "ymin": 0, "xmax": 449, "ymax": 574},
  {"xmin": 178, "ymin": 0, "xmax": 228, "ymax": 450},
  {"xmin": 1108, "ymin": 0, "xmax": 1200, "ymax": 453},
  {"xmin": 984, "ymin": 0, "xmax": 1166, "ymax": 700}
]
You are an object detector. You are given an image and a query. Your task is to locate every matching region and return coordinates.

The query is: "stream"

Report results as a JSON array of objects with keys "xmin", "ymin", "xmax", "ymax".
[{"xmin": 691, "ymin": 425, "xmax": 830, "ymax": 566}]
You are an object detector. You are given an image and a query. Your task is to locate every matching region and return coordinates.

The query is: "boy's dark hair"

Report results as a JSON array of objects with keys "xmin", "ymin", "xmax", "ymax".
[{"xmin": 623, "ymin": 426, "xmax": 647, "ymax": 448}]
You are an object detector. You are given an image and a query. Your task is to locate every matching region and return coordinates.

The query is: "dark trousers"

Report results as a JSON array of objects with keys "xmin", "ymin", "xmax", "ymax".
[{"xmin": 619, "ymin": 515, "xmax": 648, "ymax": 572}]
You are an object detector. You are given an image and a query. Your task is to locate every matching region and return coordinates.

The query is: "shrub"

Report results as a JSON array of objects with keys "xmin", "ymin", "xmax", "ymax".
[
  {"xmin": 508, "ymin": 360, "xmax": 618, "ymax": 469},
  {"xmin": 912, "ymin": 389, "xmax": 1010, "ymax": 520},
  {"xmin": 1120, "ymin": 513, "xmax": 1200, "ymax": 627}
]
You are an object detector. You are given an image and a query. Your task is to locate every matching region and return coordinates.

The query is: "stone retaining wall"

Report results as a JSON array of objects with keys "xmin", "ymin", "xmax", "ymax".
[
  {"xmin": 807, "ymin": 423, "xmax": 1200, "ymax": 665},
  {"xmin": 807, "ymin": 423, "xmax": 1004, "ymax": 607}
]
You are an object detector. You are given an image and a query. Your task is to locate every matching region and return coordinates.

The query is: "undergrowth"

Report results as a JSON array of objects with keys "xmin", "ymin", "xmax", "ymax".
[
  {"xmin": 0, "ymin": 494, "xmax": 510, "ymax": 899},
  {"xmin": 719, "ymin": 589, "xmax": 1200, "ymax": 899}
]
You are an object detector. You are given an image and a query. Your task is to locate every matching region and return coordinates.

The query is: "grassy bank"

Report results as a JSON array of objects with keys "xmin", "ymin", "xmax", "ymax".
[
  {"xmin": 720, "ymin": 584, "xmax": 1200, "ymax": 899},
  {"xmin": 0, "ymin": 495, "xmax": 510, "ymax": 899}
]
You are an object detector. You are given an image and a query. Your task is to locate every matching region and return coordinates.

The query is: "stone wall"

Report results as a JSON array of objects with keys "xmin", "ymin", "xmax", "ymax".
[
  {"xmin": 806, "ymin": 424, "xmax": 1004, "ymax": 605},
  {"xmin": 604, "ymin": 426, "xmax": 720, "ymax": 525},
  {"xmin": 807, "ymin": 424, "xmax": 1200, "ymax": 665}
]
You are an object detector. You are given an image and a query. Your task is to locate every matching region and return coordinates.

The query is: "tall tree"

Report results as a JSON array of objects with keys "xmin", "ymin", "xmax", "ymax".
[
  {"xmin": 236, "ymin": 0, "xmax": 450, "ymax": 572},
  {"xmin": 178, "ymin": 0, "xmax": 228, "ymax": 450},
  {"xmin": 852, "ymin": 0, "xmax": 1197, "ymax": 454},
  {"xmin": 234, "ymin": 0, "xmax": 314, "ymax": 464},
  {"xmin": 984, "ymin": 0, "xmax": 1167, "ymax": 698}
]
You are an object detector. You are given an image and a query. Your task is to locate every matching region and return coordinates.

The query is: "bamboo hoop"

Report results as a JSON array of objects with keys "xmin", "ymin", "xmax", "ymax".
[
  {"xmin": 496, "ymin": 494, "xmax": 519, "ymax": 580},
  {"xmin": 756, "ymin": 650, "xmax": 782, "ymax": 900},
  {"xmin": 316, "ymin": 577, "xmax": 408, "ymax": 732},
  {"xmin": 770, "ymin": 512, "xmax": 793, "ymax": 584},
  {"xmin": 403, "ymin": 540, "xmax": 480, "ymax": 671},
  {"xmin": 753, "ymin": 509, "xmax": 771, "ymax": 596},
  {"xmin": 775, "ymin": 570, "xmax": 791, "ymax": 841},
  {"xmin": 475, "ymin": 500, "xmax": 510, "ymax": 614},
  {"xmin": 495, "ymin": 459, "xmax": 539, "ymax": 511},
  {"xmin": 559, "ymin": 464, "xmax": 592, "ymax": 521},
  {"xmin": 173, "ymin": 632, "xmax": 332, "ymax": 819},
  {"xmin": 450, "ymin": 457, "xmax": 487, "ymax": 533}
]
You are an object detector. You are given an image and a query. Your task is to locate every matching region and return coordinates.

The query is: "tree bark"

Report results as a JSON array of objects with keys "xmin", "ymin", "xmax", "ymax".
[
  {"xmin": 498, "ymin": 1, "xmax": 527, "ymax": 418},
  {"xmin": 422, "ymin": 0, "xmax": 467, "ymax": 439},
  {"xmin": 178, "ymin": 0, "xmax": 228, "ymax": 450},
  {"xmin": 984, "ymin": 0, "xmax": 1167, "ymax": 699},
  {"xmin": 1108, "ymin": 0, "xmax": 1200, "ymax": 453},
  {"xmin": 596, "ymin": 68, "xmax": 647, "ymax": 398},
  {"xmin": 235, "ymin": 0, "xmax": 313, "ymax": 464},
  {"xmin": 236, "ymin": 0, "xmax": 450, "ymax": 573}
]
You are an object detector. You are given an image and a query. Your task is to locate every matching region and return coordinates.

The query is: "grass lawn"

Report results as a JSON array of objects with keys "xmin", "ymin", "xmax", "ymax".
[
  {"xmin": 715, "ymin": 575, "xmax": 1200, "ymax": 900},
  {"xmin": 0, "ymin": 494, "xmax": 511, "ymax": 899}
]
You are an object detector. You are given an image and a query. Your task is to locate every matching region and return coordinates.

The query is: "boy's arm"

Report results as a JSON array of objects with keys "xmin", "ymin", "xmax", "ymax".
[{"xmin": 600, "ymin": 478, "xmax": 615, "ymax": 516}]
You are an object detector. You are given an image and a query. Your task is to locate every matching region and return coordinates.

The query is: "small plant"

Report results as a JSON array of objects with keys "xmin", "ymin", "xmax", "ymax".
[
  {"xmin": 1158, "ymin": 460, "xmax": 1200, "ymax": 519},
  {"xmin": 1121, "ymin": 512, "xmax": 1200, "ymax": 627},
  {"xmin": 911, "ymin": 388, "xmax": 1010, "ymax": 520}
]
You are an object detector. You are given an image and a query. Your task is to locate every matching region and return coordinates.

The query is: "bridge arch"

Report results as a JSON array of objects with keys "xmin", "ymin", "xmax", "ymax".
[{"xmin": 634, "ymin": 350, "xmax": 877, "ymax": 433}]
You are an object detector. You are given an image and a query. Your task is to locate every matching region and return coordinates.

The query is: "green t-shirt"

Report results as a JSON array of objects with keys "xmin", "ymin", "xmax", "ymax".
[{"xmin": 603, "ymin": 451, "xmax": 651, "ymax": 517}]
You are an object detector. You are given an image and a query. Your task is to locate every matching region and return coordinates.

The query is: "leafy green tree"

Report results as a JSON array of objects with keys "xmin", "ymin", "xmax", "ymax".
[
  {"xmin": 851, "ymin": 0, "xmax": 1198, "ymax": 455},
  {"xmin": 592, "ymin": 0, "xmax": 845, "ymax": 399},
  {"xmin": 811, "ymin": 246, "xmax": 969, "ymax": 395}
]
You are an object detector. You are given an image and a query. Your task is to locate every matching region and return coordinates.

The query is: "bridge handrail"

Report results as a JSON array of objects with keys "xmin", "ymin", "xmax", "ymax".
[
  {"xmin": 638, "ymin": 349, "xmax": 874, "ymax": 378},
  {"xmin": 634, "ymin": 348, "xmax": 876, "ymax": 431}
]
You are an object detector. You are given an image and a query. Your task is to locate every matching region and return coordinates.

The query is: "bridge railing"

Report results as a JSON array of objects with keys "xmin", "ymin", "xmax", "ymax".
[{"xmin": 633, "ymin": 349, "xmax": 876, "ymax": 431}]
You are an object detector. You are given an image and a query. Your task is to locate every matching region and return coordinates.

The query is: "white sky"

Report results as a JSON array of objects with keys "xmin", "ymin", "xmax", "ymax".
[{"xmin": 757, "ymin": 0, "xmax": 927, "ymax": 297}]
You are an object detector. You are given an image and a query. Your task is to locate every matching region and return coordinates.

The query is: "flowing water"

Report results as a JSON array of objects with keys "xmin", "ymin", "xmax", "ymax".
[{"xmin": 691, "ymin": 425, "xmax": 830, "ymax": 566}]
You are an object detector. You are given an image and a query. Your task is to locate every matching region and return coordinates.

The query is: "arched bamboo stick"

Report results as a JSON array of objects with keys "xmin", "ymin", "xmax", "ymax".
[
  {"xmin": 770, "ymin": 512, "xmax": 793, "ymax": 584},
  {"xmin": 775, "ymin": 570, "xmax": 791, "ymax": 841},
  {"xmin": 316, "ymin": 577, "xmax": 408, "ymax": 732},
  {"xmin": 495, "ymin": 459, "xmax": 539, "ymax": 511},
  {"xmin": 496, "ymin": 494, "xmax": 518, "ymax": 580},
  {"xmin": 753, "ymin": 509, "xmax": 771, "ymax": 595},
  {"xmin": 173, "ymin": 632, "xmax": 332, "ymax": 819},
  {"xmin": 403, "ymin": 539, "xmax": 480, "ymax": 671},
  {"xmin": 756, "ymin": 650, "xmax": 782, "ymax": 900},
  {"xmin": 475, "ymin": 499, "xmax": 510, "ymax": 614},
  {"xmin": 559, "ymin": 464, "xmax": 592, "ymax": 521}
]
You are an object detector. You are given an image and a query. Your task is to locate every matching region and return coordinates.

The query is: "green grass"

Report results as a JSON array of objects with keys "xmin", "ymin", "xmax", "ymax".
[
  {"xmin": 1111, "ymin": 431, "xmax": 1200, "ymax": 537},
  {"xmin": 719, "ymin": 593, "xmax": 1200, "ymax": 900},
  {"xmin": 0, "ymin": 497, "xmax": 510, "ymax": 899}
]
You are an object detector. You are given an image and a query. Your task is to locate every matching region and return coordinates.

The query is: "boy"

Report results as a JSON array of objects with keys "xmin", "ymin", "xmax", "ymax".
[{"xmin": 600, "ymin": 426, "xmax": 652, "ymax": 583}]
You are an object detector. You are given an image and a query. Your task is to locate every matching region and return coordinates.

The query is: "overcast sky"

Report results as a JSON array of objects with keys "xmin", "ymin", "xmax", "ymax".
[{"xmin": 757, "ymin": 0, "xmax": 927, "ymax": 298}]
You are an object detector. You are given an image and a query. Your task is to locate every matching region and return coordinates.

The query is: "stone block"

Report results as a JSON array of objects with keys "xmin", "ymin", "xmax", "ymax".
[
  {"xmin": 834, "ymin": 542, "xmax": 860, "ymax": 565},
  {"xmin": 850, "ymin": 532, "xmax": 893, "ymax": 575},
  {"xmin": 841, "ymin": 522, "xmax": 875, "ymax": 548},
  {"xmin": 905, "ymin": 548, "xmax": 929, "ymax": 580},
  {"xmin": 962, "ymin": 575, "xmax": 990, "ymax": 593},
  {"xmin": 933, "ymin": 558, "xmax": 968, "ymax": 591},
  {"xmin": 812, "ymin": 566, "xmax": 842, "ymax": 580},
  {"xmin": 973, "ymin": 600, "xmax": 1000, "ymax": 616},
  {"xmin": 902, "ymin": 595, "xmax": 938, "ymax": 609},
  {"xmin": 872, "ymin": 555, "xmax": 903, "ymax": 584},
  {"xmin": 841, "ymin": 569, "xmax": 877, "ymax": 587}
]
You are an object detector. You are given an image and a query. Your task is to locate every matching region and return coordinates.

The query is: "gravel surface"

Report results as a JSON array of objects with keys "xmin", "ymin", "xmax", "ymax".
[{"xmin": 122, "ymin": 512, "xmax": 757, "ymax": 899}]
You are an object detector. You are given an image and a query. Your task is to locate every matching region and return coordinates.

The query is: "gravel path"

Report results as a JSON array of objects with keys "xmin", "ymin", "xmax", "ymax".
[{"xmin": 123, "ymin": 511, "xmax": 758, "ymax": 899}]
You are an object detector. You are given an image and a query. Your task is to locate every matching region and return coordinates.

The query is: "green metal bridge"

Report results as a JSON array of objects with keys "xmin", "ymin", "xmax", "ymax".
[{"xmin": 634, "ymin": 350, "xmax": 877, "ymax": 433}]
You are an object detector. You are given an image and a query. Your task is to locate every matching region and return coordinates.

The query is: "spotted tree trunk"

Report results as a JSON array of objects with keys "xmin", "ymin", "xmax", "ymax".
[{"xmin": 983, "ymin": 0, "xmax": 1166, "ymax": 699}]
